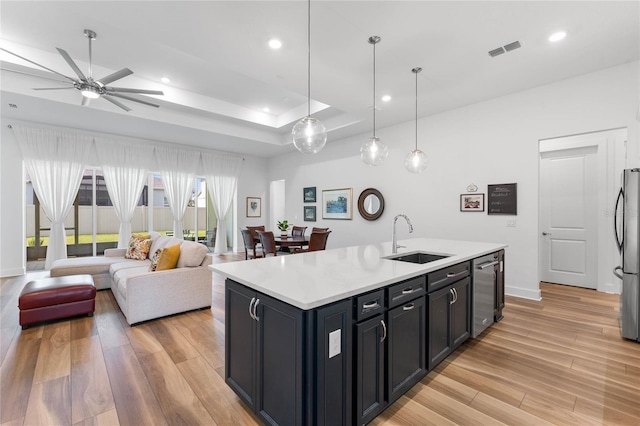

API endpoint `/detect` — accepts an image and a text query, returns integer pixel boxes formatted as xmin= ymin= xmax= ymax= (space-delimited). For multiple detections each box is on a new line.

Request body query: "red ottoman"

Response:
xmin=19 ymin=274 xmax=96 ymax=329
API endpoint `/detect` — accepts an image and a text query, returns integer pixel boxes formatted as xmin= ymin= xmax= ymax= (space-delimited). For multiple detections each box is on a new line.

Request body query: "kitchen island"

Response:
xmin=211 ymin=238 xmax=506 ymax=426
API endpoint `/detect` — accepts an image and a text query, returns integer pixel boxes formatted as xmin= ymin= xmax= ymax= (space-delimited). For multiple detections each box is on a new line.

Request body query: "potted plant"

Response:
xmin=277 ymin=220 xmax=289 ymax=237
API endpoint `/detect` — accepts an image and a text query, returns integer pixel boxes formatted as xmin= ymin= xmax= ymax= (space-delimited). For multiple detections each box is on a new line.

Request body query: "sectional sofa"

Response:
xmin=50 ymin=234 xmax=213 ymax=325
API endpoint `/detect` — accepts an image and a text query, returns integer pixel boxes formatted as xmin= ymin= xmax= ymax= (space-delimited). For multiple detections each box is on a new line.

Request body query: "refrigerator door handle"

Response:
xmin=614 ymin=187 xmax=624 ymax=252
xmin=613 ymin=266 xmax=624 ymax=280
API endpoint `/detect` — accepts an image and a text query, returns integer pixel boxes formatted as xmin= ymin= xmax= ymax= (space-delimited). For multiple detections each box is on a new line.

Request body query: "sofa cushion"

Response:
xmin=149 ymin=249 xmax=162 ymax=272
xmin=156 ymin=244 xmax=181 ymax=271
xmin=177 ymin=241 xmax=208 ymax=268
xmin=113 ymin=266 xmax=149 ymax=300
xmin=110 ymin=259 xmax=151 ymax=276
xmin=149 ymin=236 xmax=183 ymax=260
xmin=51 ymin=256 xmax=122 ymax=277
xmin=125 ymin=236 xmax=151 ymax=260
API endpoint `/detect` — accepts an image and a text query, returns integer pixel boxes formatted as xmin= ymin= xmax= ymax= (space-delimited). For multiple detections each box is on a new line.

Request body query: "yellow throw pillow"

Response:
xmin=156 ymin=244 xmax=180 ymax=271
xmin=125 ymin=236 xmax=151 ymax=260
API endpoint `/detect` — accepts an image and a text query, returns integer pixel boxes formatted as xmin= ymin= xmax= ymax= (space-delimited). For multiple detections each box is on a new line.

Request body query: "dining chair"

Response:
xmin=292 ymin=226 xmax=307 ymax=237
xmin=241 ymin=229 xmax=263 ymax=260
xmin=311 ymin=227 xmax=329 ymax=233
xmin=257 ymin=230 xmax=278 ymax=257
xmin=246 ymin=225 xmax=266 ymax=246
xmin=294 ymin=230 xmax=331 ymax=253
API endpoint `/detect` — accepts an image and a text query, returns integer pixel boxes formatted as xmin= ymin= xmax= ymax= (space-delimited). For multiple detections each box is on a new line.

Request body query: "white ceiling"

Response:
xmin=1 ymin=1 xmax=638 ymax=158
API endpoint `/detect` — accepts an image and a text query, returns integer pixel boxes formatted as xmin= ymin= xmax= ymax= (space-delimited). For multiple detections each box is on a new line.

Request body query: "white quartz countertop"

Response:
xmin=210 ymin=238 xmax=507 ymax=310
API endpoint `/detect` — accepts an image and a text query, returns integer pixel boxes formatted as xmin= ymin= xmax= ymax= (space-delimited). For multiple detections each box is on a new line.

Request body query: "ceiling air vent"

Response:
xmin=504 ymin=41 xmax=521 ymax=52
xmin=488 ymin=40 xmax=522 ymax=58
xmin=488 ymin=47 xmax=505 ymax=57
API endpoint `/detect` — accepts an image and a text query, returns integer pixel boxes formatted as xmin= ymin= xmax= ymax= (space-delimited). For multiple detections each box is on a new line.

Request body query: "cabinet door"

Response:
xmin=495 ymin=250 xmax=505 ymax=321
xmin=450 ymin=277 xmax=471 ymax=350
xmin=255 ymin=293 xmax=304 ymax=426
xmin=388 ymin=296 xmax=426 ymax=403
xmin=427 ymin=285 xmax=451 ymax=371
xmin=225 ymin=280 xmax=257 ymax=408
xmin=355 ymin=314 xmax=386 ymax=425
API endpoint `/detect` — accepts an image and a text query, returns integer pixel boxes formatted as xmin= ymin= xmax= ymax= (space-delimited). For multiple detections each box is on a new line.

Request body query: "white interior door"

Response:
xmin=540 ymin=146 xmax=598 ymax=288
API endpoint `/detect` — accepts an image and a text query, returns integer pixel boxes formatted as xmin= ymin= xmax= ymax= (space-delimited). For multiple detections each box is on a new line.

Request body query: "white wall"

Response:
xmin=268 ymin=61 xmax=640 ymax=300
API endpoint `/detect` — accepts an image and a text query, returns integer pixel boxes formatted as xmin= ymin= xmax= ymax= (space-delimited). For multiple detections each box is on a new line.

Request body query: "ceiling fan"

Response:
xmin=0 ymin=29 xmax=164 ymax=112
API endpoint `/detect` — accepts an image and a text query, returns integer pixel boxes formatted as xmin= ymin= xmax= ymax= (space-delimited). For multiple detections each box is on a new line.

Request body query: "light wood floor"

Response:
xmin=1 ymin=257 xmax=639 ymax=425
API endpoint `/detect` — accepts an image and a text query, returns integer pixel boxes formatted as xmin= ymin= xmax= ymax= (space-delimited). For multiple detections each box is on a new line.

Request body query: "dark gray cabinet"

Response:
xmin=427 ymin=269 xmax=471 ymax=371
xmin=225 ymin=279 xmax=304 ymax=426
xmin=354 ymin=313 xmax=386 ymax=425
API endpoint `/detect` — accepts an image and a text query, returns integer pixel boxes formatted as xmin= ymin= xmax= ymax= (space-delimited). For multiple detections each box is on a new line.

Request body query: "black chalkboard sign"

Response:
xmin=487 ymin=183 xmax=517 ymax=215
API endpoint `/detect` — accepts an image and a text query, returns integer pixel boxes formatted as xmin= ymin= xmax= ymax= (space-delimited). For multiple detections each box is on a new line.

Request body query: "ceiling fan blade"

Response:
xmin=97 ymin=68 xmax=133 ymax=86
xmin=107 ymin=92 xmax=159 ymax=108
xmin=105 ymin=87 xmax=164 ymax=95
xmin=81 ymin=96 xmax=90 ymax=107
xmin=56 ymin=48 xmax=87 ymax=81
xmin=101 ymin=95 xmax=131 ymax=112
xmin=0 ymin=67 xmax=76 ymax=85
xmin=33 ymin=87 xmax=76 ymax=90
xmin=0 ymin=48 xmax=77 ymax=83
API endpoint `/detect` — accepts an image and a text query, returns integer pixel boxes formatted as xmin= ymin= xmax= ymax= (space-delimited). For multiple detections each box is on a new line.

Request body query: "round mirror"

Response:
xmin=358 ymin=188 xmax=385 ymax=221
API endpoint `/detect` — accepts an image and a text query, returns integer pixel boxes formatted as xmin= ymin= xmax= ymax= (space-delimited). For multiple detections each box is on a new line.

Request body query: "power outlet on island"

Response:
xmin=328 ymin=329 xmax=341 ymax=358
xmin=506 ymin=219 xmax=516 ymax=227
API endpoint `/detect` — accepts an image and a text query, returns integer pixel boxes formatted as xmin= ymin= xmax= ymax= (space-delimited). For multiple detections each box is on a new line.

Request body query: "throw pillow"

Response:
xmin=156 ymin=244 xmax=181 ymax=271
xmin=125 ymin=236 xmax=151 ymax=260
xmin=149 ymin=248 xmax=162 ymax=272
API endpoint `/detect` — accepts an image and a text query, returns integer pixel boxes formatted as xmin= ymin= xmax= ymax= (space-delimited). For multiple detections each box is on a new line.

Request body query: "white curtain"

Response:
xmin=202 ymin=152 xmax=243 ymax=254
xmin=95 ymin=138 xmax=154 ymax=248
xmin=13 ymin=126 xmax=92 ymax=269
xmin=155 ymin=146 xmax=200 ymax=238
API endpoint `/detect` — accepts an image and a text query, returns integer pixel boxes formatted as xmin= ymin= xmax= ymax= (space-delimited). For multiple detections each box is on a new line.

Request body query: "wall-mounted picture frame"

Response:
xmin=246 ymin=197 xmax=261 ymax=217
xmin=488 ymin=183 xmax=517 ymax=215
xmin=322 ymin=188 xmax=353 ymax=220
xmin=303 ymin=186 xmax=316 ymax=203
xmin=304 ymin=206 xmax=316 ymax=222
xmin=460 ymin=193 xmax=485 ymax=212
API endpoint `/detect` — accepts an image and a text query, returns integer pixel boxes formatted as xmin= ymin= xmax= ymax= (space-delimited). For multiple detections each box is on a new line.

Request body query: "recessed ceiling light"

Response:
xmin=268 ymin=39 xmax=282 ymax=49
xmin=549 ymin=31 xmax=566 ymax=42
xmin=263 ymin=107 xmax=270 ymax=112
xmin=381 ymin=95 xmax=391 ymax=102
xmin=161 ymin=77 xmax=171 ymax=84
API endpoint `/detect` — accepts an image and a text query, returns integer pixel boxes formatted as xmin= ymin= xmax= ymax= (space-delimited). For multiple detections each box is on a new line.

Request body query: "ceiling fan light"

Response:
xmin=81 ymin=86 xmax=100 ymax=99
xmin=405 ymin=149 xmax=428 ymax=173
xmin=292 ymin=116 xmax=327 ymax=154
xmin=360 ymin=137 xmax=389 ymax=166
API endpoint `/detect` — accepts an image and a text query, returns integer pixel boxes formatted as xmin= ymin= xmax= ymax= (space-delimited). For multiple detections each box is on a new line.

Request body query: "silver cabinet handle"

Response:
xmin=402 ymin=287 xmax=415 ymax=295
xmin=249 ymin=297 xmax=256 ymax=320
xmin=403 ymin=303 xmax=415 ymax=311
xmin=446 ymin=270 xmax=467 ymax=278
xmin=380 ymin=319 xmax=387 ymax=343
xmin=449 ymin=287 xmax=458 ymax=304
xmin=613 ymin=266 xmax=624 ymax=280
xmin=253 ymin=298 xmax=260 ymax=321
xmin=542 ymin=232 xmax=552 ymax=236
xmin=362 ymin=301 xmax=380 ymax=310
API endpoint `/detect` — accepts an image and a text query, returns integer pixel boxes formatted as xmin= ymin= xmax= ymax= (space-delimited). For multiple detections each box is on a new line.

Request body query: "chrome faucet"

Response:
xmin=392 ymin=214 xmax=414 ymax=254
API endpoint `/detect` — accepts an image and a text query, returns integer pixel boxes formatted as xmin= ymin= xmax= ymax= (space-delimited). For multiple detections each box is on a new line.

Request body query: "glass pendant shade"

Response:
xmin=361 ymin=136 xmax=389 ymax=166
xmin=292 ymin=116 xmax=327 ymax=154
xmin=405 ymin=148 xmax=428 ymax=173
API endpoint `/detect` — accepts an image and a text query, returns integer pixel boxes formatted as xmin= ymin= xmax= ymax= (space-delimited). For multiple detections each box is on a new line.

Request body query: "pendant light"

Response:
xmin=405 ymin=67 xmax=428 ymax=173
xmin=360 ymin=36 xmax=388 ymax=166
xmin=292 ymin=0 xmax=327 ymax=154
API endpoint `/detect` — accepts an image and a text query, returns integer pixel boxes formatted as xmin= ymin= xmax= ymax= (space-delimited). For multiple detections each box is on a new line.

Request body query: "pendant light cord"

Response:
xmin=307 ymin=0 xmax=311 ymax=117
xmin=415 ymin=69 xmax=418 ymax=150
xmin=372 ymin=40 xmax=376 ymax=138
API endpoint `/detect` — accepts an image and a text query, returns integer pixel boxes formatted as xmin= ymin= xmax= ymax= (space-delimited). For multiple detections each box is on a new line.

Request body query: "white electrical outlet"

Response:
xmin=328 ymin=329 xmax=341 ymax=358
xmin=506 ymin=219 xmax=516 ymax=227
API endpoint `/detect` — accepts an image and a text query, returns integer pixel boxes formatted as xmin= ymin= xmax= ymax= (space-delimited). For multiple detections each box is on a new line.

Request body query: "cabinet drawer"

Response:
xmin=388 ymin=275 xmax=426 ymax=308
xmin=354 ymin=289 xmax=385 ymax=322
xmin=427 ymin=262 xmax=470 ymax=292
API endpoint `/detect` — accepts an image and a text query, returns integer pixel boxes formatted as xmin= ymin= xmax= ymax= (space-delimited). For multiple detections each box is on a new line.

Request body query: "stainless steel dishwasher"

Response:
xmin=472 ymin=254 xmax=499 ymax=337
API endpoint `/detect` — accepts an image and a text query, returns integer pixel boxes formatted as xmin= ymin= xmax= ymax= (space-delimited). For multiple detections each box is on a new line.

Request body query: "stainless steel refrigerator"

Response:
xmin=614 ymin=168 xmax=640 ymax=342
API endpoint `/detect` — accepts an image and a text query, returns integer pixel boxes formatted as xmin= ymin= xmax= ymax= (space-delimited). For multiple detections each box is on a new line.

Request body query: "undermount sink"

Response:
xmin=386 ymin=252 xmax=450 ymax=264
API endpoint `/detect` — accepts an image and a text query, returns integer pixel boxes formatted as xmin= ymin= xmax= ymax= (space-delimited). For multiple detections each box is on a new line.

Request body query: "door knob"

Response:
xmin=542 ymin=232 xmax=552 ymax=236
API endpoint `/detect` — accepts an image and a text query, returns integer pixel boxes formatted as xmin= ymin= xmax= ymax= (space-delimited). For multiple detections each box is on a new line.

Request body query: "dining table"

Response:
xmin=273 ymin=235 xmax=309 ymax=251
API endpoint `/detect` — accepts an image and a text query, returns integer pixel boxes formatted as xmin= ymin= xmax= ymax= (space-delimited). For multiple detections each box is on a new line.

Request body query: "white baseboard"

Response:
xmin=506 ymin=285 xmax=541 ymax=301
xmin=0 ymin=267 xmax=26 ymax=278
xmin=599 ymin=281 xmax=621 ymax=295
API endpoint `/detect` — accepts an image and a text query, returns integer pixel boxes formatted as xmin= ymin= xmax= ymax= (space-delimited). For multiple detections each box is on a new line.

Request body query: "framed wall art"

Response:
xmin=460 ymin=193 xmax=485 ymax=212
xmin=304 ymin=206 xmax=316 ymax=222
xmin=488 ymin=183 xmax=517 ymax=215
xmin=246 ymin=197 xmax=261 ymax=217
xmin=303 ymin=186 xmax=316 ymax=203
xmin=322 ymin=188 xmax=352 ymax=220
